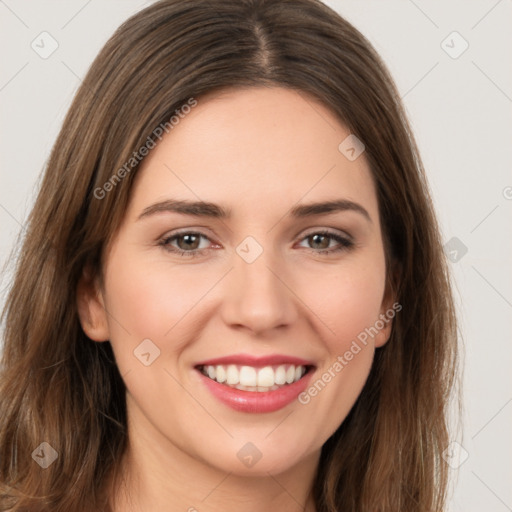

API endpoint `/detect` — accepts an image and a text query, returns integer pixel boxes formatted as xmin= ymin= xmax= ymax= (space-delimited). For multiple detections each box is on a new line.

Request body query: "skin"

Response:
xmin=77 ymin=87 xmax=394 ymax=512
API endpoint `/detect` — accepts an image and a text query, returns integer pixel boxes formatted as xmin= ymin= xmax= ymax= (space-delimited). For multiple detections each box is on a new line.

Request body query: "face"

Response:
xmin=78 ymin=87 xmax=394 ymax=478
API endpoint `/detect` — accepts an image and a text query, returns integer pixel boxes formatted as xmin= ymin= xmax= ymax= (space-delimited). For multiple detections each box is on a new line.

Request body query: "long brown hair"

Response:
xmin=0 ymin=1 xmax=458 ymax=510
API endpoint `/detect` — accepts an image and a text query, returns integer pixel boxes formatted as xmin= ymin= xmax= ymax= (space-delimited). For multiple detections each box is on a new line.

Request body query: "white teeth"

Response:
xmin=234 ymin=383 xmax=280 ymax=392
xmin=216 ymin=365 xmax=226 ymax=383
xmin=200 ymin=363 xmax=309 ymax=391
xmin=239 ymin=366 xmax=257 ymax=386
xmin=274 ymin=365 xmax=286 ymax=385
xmin=257 ymin=366 xmax=274 ymax=387
xmin=226 ymin=364 xmax=238 ymax=385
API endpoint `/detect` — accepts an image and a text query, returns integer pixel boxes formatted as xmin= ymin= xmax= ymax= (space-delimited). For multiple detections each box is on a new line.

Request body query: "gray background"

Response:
xmin=1 ymin=1 xmax=511 ymax=510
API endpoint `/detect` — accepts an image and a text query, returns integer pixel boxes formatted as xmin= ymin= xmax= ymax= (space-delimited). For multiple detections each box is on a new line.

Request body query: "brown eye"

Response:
xmin=175 ymin=233 xmax=201 ymax=251
xmin=159 ymin=231 xmax=211 ymax=257
xmin=308 ymin=233 xmax=331 ymax=250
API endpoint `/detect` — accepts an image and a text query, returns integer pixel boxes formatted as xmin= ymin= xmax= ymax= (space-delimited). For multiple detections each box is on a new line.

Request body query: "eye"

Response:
xmin=158 ymin=231 xmax=213 ymax=257
xmin=297 ymin=230 xmax=354 ymax=255
xmin=158 ymin=229 xmax=354 ymax=258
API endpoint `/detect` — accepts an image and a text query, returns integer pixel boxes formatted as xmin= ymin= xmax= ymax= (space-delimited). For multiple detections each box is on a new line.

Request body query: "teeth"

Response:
xmin=274 ymin=365 xmax=286 ymax=385
xmin=200 ymin=363 xmax=308 ymax=391
xmin=239 ymin=366 xmax=257 ymax=387
xmin=216 ymin=365 xmax=226 ymax=383
xmin=226 ymin=364 xmax=238 ymax=385
xmin=257 ymin=366 xmax=274 ymax=387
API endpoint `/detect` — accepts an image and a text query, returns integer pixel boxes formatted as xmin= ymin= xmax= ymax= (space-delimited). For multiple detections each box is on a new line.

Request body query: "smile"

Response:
xmin=198 ymin=363 xmax=309 ymax=391
xmin=194 ymin=354 xmax=316 ymax=413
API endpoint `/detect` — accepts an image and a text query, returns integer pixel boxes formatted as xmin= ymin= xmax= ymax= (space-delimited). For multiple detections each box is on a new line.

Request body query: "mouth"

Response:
xmin=193 ymin=354 xmax=316 ymax=413
xmin=196 ymin=363 xmax=315 ymax=392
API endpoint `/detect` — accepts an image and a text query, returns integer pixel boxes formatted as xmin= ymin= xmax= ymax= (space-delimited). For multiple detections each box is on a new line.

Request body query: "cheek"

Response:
xmin=103 ymin=252 xmax=215 ymax=344
xmin=293 ymin=259 xmax=386 ymax=432
xmin=298 ymin=257 xmax=387 ymax=350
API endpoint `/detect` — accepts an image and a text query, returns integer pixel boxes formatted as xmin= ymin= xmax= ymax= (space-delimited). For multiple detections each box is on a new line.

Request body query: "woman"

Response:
xmin=0 ymin=0 xmax=458 ymax=510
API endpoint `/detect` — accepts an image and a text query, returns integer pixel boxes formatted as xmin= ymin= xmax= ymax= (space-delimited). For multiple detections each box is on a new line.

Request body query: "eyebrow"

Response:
xmin=137 ymin=198 xmax=371 ymax=223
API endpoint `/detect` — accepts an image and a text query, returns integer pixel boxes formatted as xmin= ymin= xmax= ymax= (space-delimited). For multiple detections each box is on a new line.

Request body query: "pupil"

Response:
xmin=311 ymin=234 xmax=329 ymax=249
xmin=181 ymin=234 xmax=198 ymax=250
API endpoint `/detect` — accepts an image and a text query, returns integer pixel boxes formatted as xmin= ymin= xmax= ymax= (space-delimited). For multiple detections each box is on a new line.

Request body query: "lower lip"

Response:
xmin=196 ymin=368 xmax=315 ymax=413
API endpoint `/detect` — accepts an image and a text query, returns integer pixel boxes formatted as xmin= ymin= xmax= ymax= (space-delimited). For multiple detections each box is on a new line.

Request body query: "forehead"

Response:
xmin=128 ymin=87 xmax=379 ymax=222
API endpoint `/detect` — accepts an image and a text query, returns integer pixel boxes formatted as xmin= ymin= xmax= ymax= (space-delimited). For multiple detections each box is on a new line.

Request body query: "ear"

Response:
xmin=374 ymin=264 xmax=400 ymax=348
xmin=76 ymin=265 xmax=110 ymax=342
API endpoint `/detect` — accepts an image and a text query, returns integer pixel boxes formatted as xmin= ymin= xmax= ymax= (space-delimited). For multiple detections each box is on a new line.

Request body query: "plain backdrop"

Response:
xmin=1 ymin=1 xmax=511 ymax=510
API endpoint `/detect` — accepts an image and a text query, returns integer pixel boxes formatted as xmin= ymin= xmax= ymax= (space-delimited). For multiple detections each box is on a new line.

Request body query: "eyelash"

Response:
xmin=157 ymin=229 xmax=354 ymax=258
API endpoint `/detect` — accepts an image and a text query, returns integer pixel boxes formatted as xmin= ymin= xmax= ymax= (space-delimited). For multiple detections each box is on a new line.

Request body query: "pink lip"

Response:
xmin=196 ymin=366 xmax=315 ymax=414
xmin=195 ymin=353 xmax=315 ymax=368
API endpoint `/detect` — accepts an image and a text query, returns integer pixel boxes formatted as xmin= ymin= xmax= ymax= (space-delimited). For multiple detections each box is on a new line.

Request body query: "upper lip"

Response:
xmin=195 ymin=353 xmax=316 ymax=368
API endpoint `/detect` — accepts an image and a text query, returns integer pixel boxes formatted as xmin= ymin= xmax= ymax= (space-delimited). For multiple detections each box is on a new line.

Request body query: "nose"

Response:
xmin=219 ymin=246 xmax=299 ymax=336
